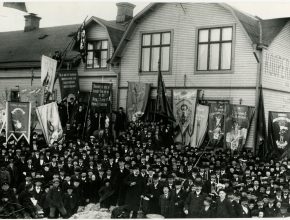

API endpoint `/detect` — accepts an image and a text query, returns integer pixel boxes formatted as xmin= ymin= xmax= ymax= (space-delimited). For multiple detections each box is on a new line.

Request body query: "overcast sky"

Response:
xmin=1 ymin=1 xmax=290 ymax=32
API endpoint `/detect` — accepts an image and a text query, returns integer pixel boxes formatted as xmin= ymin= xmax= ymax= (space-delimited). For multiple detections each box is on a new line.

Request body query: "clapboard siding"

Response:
xmin=262 ymin=21 xmax=290 ymax=92
xmin=87 ymin=22 xmax=108 ymax=39
xmin=120 ymin=3 xmax=257 ymax=89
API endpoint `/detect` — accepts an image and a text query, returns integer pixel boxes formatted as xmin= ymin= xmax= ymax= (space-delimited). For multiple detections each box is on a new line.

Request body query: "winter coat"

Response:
xmin=46 ymin=187 xmax=65 ymax=209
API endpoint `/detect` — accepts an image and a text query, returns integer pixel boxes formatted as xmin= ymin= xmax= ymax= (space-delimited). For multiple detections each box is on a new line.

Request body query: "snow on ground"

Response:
xmin=70 ymin=203 xmax=112 ymax=219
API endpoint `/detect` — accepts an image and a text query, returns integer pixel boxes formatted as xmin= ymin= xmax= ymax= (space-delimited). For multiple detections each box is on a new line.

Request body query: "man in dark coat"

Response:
xmin=215 ymin=189 xmax=235 ymax=218
xmin=114 ymin=107 xmax=127 ymax=137
xmin=124 ymin=166 xmax=144 ymax=218
xmin=46 ymin=179 xmax=67 ymax=218
xmin=159 ymin=186 xmax=174 ymax=218
xmin=18 ymin=183 xmax=39 ymax=218
xmin=63 ymin=186 xmax=78 ymax=218
xmin=171 ymin=180 xmax=186 ymax=218
xmin=184 ymin=183 xmax=206 ymax=218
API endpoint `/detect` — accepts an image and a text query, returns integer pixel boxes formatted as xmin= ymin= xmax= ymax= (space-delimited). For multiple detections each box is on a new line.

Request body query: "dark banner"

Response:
xmin=6 ymin=102 xmax=31 ymax=143
xmin=91 ymin=83 xmax=112 ymax=113
xmin=127 ymin=82 xmax=151 ymax=121
xmin=268 ymin=112 xmax=290 ymax=159
xmin=58 ymin=70 xmax=79 ymax=100
xmin=208 ymin=103 xmax=228 ymax=145
xmin=225 ymin=105 xmax=254 ymax=151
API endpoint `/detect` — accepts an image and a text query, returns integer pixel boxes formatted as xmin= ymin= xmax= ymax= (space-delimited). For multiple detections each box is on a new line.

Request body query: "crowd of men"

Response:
xmin=0 ymin=105 xmax=290 ymax=218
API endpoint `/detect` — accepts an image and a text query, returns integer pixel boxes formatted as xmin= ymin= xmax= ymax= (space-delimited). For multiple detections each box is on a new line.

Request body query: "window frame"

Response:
xmin=10 ymin=90 xmax=20 ymax=102
xmin=139 ymin=30 xmax=173 ymax=75
xmin=85 ymin=39 xmax=109 ymax=70
xmin=195 ymin=24 xmax=235 ymax=74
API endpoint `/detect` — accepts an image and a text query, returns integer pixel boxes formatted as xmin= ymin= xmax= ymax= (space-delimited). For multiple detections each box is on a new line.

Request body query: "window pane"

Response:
xmin=86 ymin=52 xmax=93 ymax=68
xmin=222 ymin=27 xmax=232 ymax=41
xmin=93 ymin=56 xmax=100 ymax=68
xmin=197 ymin=44 xmax=208 ymax=70
xmin=221 ymin=43 xmax=232 ymax=69
xmin=151 ymin=47 xmax=160 ymax=71
xmin=141 ymin=48 xmax=150 ymax=71
xmin=102 ymin=40 xmax=108 ymax=49
xmin=161 ymin=46 xmax=170 ymax=71
xmin=101 ymin=51 xmax=108 ymax=67
xmin=162 ymin=33 xmax=170 ymax=45
xmin=199 ymin=30 xmax=209 ymax=42
xmin=152 ymin=34 xmax=160 ymax=45
xmin=209 ymin=44 xmax=220 ymax=70
xmin=87 ymin=42 xmax=93 ymax=50
xmin=142 ymin=34 xmax=151 ymax=46
xmin=95 ymin=41 xmax=102 ymax=50
xmin=210 ymin=28 xmax=220 ymax=41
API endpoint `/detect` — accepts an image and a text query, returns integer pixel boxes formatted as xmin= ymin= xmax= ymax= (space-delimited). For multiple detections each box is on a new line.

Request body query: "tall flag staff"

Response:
xmin=82 ymin=90 xmax=92 ymax=139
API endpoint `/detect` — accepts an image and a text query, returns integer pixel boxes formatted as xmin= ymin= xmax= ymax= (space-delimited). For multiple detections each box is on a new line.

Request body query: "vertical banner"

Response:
xmin=91 ymin=83 xmax=112 ymax=113
xmin=58 ymin=70 xmax=79 ymax=100
xmin=268 ymin=112 xmax=290 ymax=159
xmin=127 ymin=82 xmax=151 ymax=121
xmin=0 ymin=98 xmax=6 ymax=133
xmin=173 ymin=90 xmax=198 ymax=135
xmin=6 ymin=102 xmax=31 ymax=143
xmin=191 ymin=104 xmax=209 ymax=148
xmin=36 ymin=102 xmax=63 ymax=145
xmin=41 ymin=55 xmax=57 ymax=93
xmin=208 ymin=103 xmax=228 ymax=145
xmin=20 ymin=87 xmax=43 ymax=130
xmin=225 ymin=105 xmax=254 ymax=151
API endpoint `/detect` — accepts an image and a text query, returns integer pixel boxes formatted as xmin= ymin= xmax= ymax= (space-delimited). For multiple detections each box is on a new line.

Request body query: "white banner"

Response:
xmin=41 ymin=55 xmax=57 ymax=93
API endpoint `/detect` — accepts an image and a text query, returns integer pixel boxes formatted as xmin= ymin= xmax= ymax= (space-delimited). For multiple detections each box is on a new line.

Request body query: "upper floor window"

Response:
xmin=141 ymin=32 xmax=171 ymax=72
xmin=86 ymin=40 xmax=108 ymax=69
xmin=197 ymin=27 xmax=233 ymax=71
xmin=10 ymin=90 xmax=19 ymax=102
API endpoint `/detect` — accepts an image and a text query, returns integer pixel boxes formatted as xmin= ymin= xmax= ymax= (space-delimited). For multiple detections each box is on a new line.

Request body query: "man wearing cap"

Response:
xmin=172 ymin=179 xmax=186 ymax=218
xmin=63 ymin=185 xmax=78 ymax=218
xmin=184 ymin=182 xmax=206 ymax=218
xmin=46 ymin=178 xmax=67 ymax=218
xmin=264 ymin=196 xmax=278 ymax=217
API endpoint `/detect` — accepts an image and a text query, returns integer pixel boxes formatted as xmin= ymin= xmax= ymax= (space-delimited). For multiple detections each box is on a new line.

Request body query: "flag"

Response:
xmin=208 ymin=102 xmax=228 ymax=146
xmin=3 ymin=2 xmax=27 ymax=12
xmin=127 ymin=82 xmax=151 ymax=121
xmin=255 ymin=88 xmax=268 ymax=159
xmin=0 ymin=97 xmax=6 ymax=134
xmin=155 ymin=62 xmax=175 ymax=121
xmin=6 ymin=102 xmax=31 ymax=143
xmin=191 ymin=104 xmax=209 ymax=148
xmin=268 ymin=112 xmax=290 ymax=160
xmin=72 ymin=21 xmax=86 ymax=62
xmin=225 ymin=104 xmax=255 ymax=152
xmin=41 ymin=55 xmax=57 ymax=93
xmin=58 ymin=70 xmax=79 ymax=100
xmin=36 ymin=102 xmax=63 ymax=145
xmin=173 ymin=90 xmax=198 ymax=135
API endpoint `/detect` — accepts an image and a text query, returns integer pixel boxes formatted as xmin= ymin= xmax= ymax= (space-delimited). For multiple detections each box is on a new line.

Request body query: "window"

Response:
xmin=197 ymin=27 xmax=233 ymax=71
xmin=141 ymin=32 xmax=171 ymax=72
xmin=86 ymin=40 xmax=108 ymax=69
xmin=10 ymin=90 xmax=19 ymax=102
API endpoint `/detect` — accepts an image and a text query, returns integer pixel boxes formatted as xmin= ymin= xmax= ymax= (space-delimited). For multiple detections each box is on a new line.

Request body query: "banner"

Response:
xmin=58 ymin=70 xmax=79 ymax=100
xmin=6 ymin=102 xmax=31 ymax=143
xmin=41 ymin=55 xmax=57 ymax=93
xmin=91 ymin=83 xmax=112 ymax=113
xmin=268 ymin=112 xmax=290 ymax=159
xmin=0 ymin=98 xmax=6 ymax=134
xmin=173 ymin=90 xmax=198 ymax=135
xmin=208 ymin=103 xmax=228 ymax=145
xmin=20 ymin=87 xmax=43 ymax=130
xmin=225 ymin=105 xmax=254 ymax=151
xmin=36 ymin=102 xmax=63 ymax=145
xmin=127 ymin=82 xmax=151 ymax=121
xmin=3 ymin=2 xmax=27 ymax=12
xmin=191 ymin=104 xmax=209 ymax=148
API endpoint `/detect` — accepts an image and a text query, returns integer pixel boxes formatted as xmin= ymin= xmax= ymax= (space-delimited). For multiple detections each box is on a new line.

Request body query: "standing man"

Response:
xmin=114 ymin=107 xmax=127 ymax=138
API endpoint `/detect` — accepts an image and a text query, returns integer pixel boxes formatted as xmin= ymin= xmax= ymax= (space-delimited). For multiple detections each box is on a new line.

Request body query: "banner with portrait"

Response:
xmin=173 ymin=90 xmax=198 ymax=136
xmin=58 ymin=70 xmax=79 ymax=100
xmin=91 ymin=83 xmax=112 ymax=113
xmin=268 ymin=112 xmax=290 ymax=159
xmin=127 ymin=82 xmax=151 ymax=121
xmin=41 ymin=55 xmax=57 ymax=93
xmin=6 ymin=102 xmax=31 ymax=143
xmin=36 ymin=102 xmax=63 ymax=145
xmin=0 ymin=97 xmax=6 ymax=134
xmin=190 ymin=104 xmax=209 ymax=148
xmin=225 ymin=105 xmax=254 ymax=151
xmin=208 ymin=103 xmax=228 ymax=145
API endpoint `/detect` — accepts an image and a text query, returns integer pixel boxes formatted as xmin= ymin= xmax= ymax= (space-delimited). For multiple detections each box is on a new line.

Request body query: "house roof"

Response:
xmin=0 ymin=24 xmax=80 ymax=69
xmin=85 ymin=16 xmax=128 ymax=49
xmin=110 ymin=3 xmax=290 ymax=63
